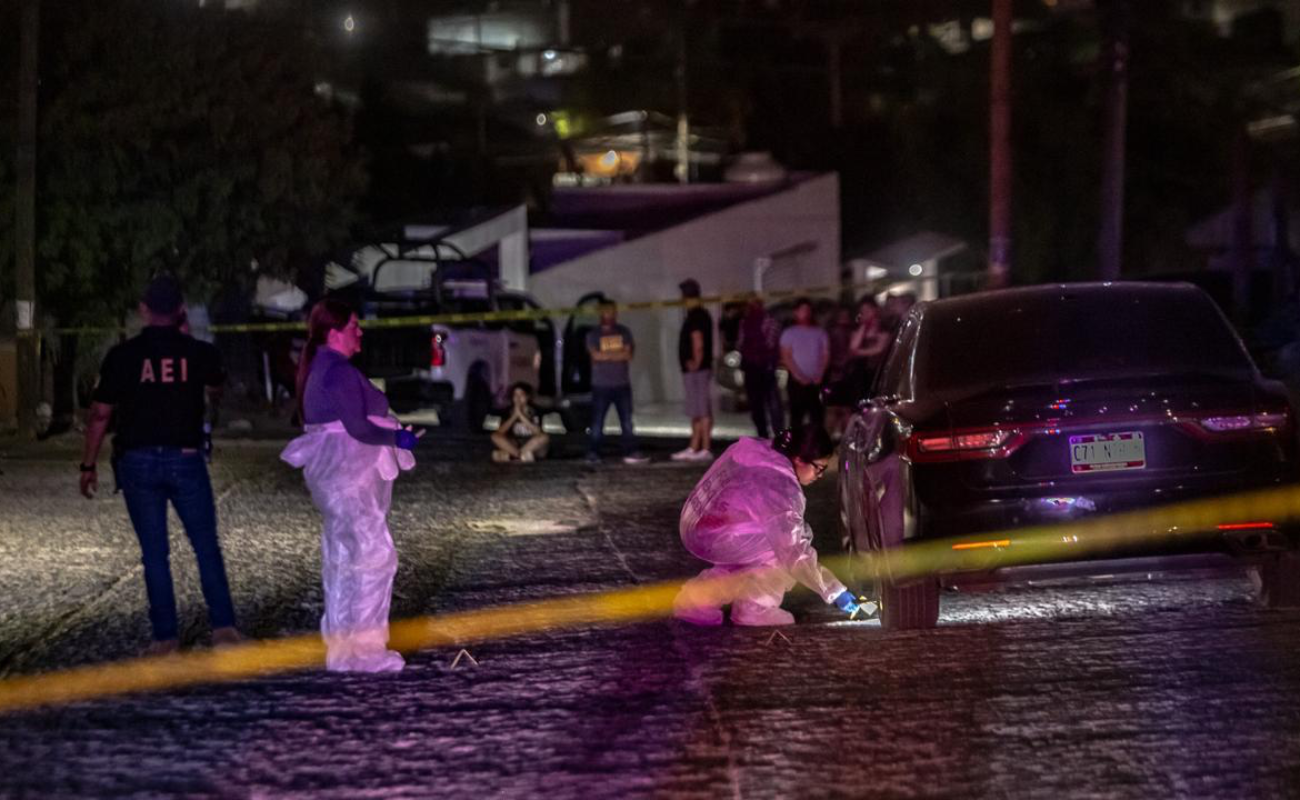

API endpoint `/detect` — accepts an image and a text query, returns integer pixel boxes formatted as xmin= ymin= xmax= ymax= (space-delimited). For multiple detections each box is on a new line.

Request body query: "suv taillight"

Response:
xmin=907 ymin=428 xmax=1026 ymax=462
xmin=430 ymin=332 xmax=446 ymax=368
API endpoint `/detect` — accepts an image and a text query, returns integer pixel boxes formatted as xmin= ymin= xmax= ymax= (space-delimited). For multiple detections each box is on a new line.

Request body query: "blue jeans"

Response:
xmin=589 ymin=384 xmax=638 ymax=456
xmin=116 ymin=448 xmax=237 ymax=641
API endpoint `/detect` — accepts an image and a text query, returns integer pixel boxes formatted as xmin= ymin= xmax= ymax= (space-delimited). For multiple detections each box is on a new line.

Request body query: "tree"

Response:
xmin=0 ymin=0 xmax=367 ymax=327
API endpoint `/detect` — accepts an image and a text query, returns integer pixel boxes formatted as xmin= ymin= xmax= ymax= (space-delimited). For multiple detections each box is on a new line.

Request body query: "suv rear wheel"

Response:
xmin=1258 ymin=552 xmax=1300 ymax=608
xmin=879 ymin=578 xmax=941 ymax=630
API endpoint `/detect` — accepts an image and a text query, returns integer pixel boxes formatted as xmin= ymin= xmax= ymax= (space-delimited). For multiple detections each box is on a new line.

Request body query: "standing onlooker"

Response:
xmin=736 ymin=295 xmax=784 ymax=438
xmin=847 ymin=297 xmax=892 ymax=402
xmin=281 ymin=299 xmax=422 ymax=673
xmin=585 ymin=303 xmax=649 ymax=464
xmin=79 ymin=274 xmax=242 ymax=655
xmin=883 ymin=292 xmax=918 ymax=335
xmin=491 ymin=382 xmax=550 ymax=463
xmin=673 ymin=278 xmax=715 ymax=462
xmin=779 ymin=297 xmax=830 ymax=431
xmin=823 ymin=304 xmax=857 ymax=437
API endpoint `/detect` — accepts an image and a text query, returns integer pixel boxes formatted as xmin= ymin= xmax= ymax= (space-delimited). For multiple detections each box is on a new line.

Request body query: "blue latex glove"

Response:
xmin=395 ymin=429 xmax=419 ymax=451
xmin=832 ymin=590 xmax=861 ymax=615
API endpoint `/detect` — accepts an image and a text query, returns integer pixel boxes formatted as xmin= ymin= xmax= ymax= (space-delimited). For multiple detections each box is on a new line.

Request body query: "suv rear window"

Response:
xmin=917 ymin=289 xmax=1254 ymax=393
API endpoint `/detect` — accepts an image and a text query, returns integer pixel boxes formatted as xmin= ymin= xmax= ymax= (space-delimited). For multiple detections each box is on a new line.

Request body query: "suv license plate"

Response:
xmin=1069 ymin=432 xmax=1146 ymax=474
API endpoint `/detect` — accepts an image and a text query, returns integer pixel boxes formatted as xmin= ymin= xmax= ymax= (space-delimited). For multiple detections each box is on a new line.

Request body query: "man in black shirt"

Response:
xmin=80 ymin=274 xmax=241 ymax=655
xmin=672 ymin=278 xmax=715 ymax=462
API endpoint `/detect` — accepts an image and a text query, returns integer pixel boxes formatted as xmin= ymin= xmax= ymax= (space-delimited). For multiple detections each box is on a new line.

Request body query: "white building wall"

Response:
xmin=530 ymin=173 xmax=840 ymax=404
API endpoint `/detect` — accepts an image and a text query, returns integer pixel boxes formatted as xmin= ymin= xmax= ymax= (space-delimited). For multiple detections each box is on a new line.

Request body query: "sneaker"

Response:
xmin=144 ymin=638 xmax=180 ymax=657
xmin=688 ymin=449 xmax=715 ymax=462
xmin=670 ymin=447 xmax=698 ymax=461
xmin=584 ymin=452 xmax=602 ymax=464
xmin=672 ymin=602 xmax=724 ymax=626
xmin=731 ymin=601 xmax=795 ymax=627
xmin=519 ymin=451 xmax=535 ymax=463
xmin=622 ymin=452 xmax=650 ymax=464
xmin=212 ymin=627 xmax=245 ymax=648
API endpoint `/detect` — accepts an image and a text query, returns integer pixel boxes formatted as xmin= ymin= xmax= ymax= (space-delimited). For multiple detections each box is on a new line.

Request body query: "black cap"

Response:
xmin=142 ymin=273 xmax=185 ymax=314
xmin=679 ymin=278 xmax=701 ymax=298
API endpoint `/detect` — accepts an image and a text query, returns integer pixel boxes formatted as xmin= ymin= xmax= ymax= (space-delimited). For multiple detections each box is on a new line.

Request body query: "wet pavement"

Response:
xmin=1 ymin=432 xmax=1299 ymax=799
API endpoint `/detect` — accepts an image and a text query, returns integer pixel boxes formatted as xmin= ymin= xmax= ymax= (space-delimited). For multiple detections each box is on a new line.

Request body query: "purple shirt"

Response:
xmin=302 ymin=348 xmax=396 ymax=447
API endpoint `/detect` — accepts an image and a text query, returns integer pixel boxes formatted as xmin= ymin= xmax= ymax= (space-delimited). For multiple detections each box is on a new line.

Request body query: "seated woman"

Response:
xmin=491 ymin=382 xmax=550 ymax=463
xmin=673 ymin=425 xmax=862 ymax=626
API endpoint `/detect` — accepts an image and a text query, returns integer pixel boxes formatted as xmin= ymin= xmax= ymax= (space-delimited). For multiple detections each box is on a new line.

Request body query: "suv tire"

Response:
xmin=879 ymin=578 xmax=940 ymax=631
xmin=1259 ymin=552 xmax=1300 ymax=608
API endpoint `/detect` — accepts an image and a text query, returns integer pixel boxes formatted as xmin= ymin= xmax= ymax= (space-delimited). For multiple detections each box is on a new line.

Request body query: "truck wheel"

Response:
xmin=1258 ymin=552 xmax=1300 ymax=608
xmin=879 ymin=578 xmax=940 ymax=631
xmin=558 ymin=407 xmax=586 ymax=436
xmin=461 ymin=371 xmax=492 ymax=433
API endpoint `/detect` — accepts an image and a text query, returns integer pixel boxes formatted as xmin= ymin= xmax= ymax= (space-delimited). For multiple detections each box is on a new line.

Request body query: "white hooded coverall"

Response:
xmin=282 ymin=416 xmax=414 ymax=672
xmin=677 ymin=437 xmax=846 ymax=623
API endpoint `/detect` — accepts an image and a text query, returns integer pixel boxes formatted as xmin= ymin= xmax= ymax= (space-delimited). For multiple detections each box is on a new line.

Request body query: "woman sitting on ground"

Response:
xmin=491 ymin=382 xmax=549 ymax=463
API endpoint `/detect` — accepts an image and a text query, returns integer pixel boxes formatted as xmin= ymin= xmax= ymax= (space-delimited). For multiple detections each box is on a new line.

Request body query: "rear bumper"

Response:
xmin=922 ymin=478 xmax=1299 ymax=541
xmin=941 ymin=552 xmax=1252 ymax=590
xmin=896 ymin=508 xmax=1300 ymax=585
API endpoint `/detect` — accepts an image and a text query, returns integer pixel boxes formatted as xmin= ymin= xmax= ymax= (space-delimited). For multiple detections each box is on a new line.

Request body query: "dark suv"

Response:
xmin=839 ymin=282 xmax=1300 ymax=630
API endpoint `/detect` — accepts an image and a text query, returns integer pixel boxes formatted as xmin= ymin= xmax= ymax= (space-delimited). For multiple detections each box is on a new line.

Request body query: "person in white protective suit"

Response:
xmin=674 ymin=425 xmax=864 ymax=626
xmin=281 ymin=299 xmax=423 ymax=672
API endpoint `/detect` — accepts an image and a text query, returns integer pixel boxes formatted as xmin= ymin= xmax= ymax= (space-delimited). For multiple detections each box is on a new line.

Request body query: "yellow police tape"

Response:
xmin=0 ymin=481 xmax=1293 ymax=714
xmin=35 ymin=282 xmax=870 ymax=337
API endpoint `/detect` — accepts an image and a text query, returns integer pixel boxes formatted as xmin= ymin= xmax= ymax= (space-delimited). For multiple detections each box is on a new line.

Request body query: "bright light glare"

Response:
xmin=343 ymin=14 xmax=355 ymax=33
xmin=543 ymin=49 xmax=557 ymax=60
xmin=536 ymin=113 xmax=548 ymax=126
xmin=908 ymin=263 xmax=924 ymax=276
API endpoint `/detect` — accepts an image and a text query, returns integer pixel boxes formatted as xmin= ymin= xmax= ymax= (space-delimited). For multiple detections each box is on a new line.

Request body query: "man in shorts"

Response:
xmin=672 ymin=278 xmax=715 ymax=462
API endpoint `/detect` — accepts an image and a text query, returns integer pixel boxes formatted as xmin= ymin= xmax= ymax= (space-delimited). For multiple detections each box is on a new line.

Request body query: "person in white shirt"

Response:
xmin=779 ymin=298 xmax=830 ymax=431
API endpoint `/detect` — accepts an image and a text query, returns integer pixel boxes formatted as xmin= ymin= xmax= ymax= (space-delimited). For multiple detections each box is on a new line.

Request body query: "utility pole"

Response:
xmin=988 ymin=0 xmax=1013 ymax=289
xmin=15 ymin=0 xmax=40 ymax=436
xmin=675 ymin=27 xmax=690 ymax=184
xmin=1230 ymin=130 xmax=1254 ymax=320
xmin=1097 ymin=0 xmax=1130 ymax=281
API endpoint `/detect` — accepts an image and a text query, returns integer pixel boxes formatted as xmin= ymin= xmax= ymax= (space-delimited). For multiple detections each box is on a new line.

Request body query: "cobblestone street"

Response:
xmin=1 ymin=435 xmax=1298 ymax=799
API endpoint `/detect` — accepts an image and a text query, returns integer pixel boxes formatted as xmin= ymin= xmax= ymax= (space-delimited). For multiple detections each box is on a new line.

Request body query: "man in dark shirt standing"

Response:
xmin=80 ymin=274 xmax=241 ymax=655
xmin=672 ymin=278 xmax=715 ymax=461
xmin=584 ymin=302 xmax=648 ymax=464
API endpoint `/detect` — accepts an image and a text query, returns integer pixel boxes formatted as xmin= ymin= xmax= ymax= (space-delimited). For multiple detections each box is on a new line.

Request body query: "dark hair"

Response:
xmin=773 ymin=424 xmax=834 ymax=464
xmin=509 ymin=381 xmax=534 ymax=399
xmin=295 ymin=298 xmax=354 ymax=423
xmin=142 ymin=273 xmax=185 ymax=315
xmin=856 ymin=295 xmax=879 ymax=311
xmin=793 ymin=297 xmax=813 ymax=311
xmin=679 ymin=278 xmax=701 ymax=298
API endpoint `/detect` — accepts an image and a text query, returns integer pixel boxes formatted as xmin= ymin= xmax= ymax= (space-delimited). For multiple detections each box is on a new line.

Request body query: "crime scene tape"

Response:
xmin=0 ymin=481 xmax=1295 ymax=713
xmin=35 ymin=281 xmax=889 ymax=337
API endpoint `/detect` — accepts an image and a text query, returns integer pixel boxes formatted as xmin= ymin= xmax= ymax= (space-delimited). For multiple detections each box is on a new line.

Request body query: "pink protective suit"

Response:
xmin=281 ymin=416 xmax=414 ymax=672
xmin=676 ymin=437 xmax=846 ymax=625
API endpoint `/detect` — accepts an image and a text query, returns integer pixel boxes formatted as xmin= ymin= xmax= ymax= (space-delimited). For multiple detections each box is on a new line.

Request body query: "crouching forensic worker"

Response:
xmin=673 ymin=425 xmax=863 ymax=626
xmin=281 ymin=299 xmax=422 ymax=672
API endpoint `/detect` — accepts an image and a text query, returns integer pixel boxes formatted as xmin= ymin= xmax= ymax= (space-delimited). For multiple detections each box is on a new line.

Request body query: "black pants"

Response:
xmin=787 ymin=379 xmax=824 ymax=432
xmin=742 ymin=364 xmax=784 ymax=438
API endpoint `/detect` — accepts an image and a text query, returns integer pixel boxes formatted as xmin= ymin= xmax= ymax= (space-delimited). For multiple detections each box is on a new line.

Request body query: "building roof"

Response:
xmin=860 ymin=231 xmax=968 ymax=273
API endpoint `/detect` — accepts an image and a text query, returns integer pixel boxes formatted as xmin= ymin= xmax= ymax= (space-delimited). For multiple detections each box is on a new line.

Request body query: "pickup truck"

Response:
xmin=325 ymin=240 xmax=596 ymax=432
